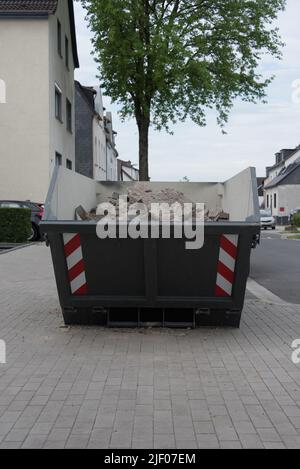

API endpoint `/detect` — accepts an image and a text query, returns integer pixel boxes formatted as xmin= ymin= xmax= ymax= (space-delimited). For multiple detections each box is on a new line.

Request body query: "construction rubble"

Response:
xmin=75 ymin=184 xmax=229 ymax=222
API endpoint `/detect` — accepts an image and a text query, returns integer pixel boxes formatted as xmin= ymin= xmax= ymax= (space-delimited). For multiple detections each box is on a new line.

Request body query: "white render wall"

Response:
xmin=265 ymin=185 xmax=300 ymax=218
xmin=0 ymin=18 xmax=50 ymax=202
xmin=106 ymin=143 xmax=118 ymax=181
xmin=279 ymin=185 xmax=300 ymax=216
xmin=0 ymin=0 xmax=76 ymax=203
xmin=93 ymin=116 xmax=107 ymax=181
xmin=264 ymin=188 xmax=279 ymax=216
xmin=48 ymin=0 xmax=76 ymax=176
xmin=121 ymin=165 xmax=139 ymax=181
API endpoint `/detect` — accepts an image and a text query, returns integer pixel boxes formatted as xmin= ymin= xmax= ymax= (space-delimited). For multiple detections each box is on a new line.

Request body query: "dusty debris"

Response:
xmin=207 ymin=209 xmax=230 ymax=221
xmin=85 ymin=184 xmax=229 ymax=222
xmin=75 ymin=205 xmax=93 ymax=221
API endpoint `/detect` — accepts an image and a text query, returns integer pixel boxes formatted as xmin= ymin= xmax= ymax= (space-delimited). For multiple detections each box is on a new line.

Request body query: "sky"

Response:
xmin=74 ymin=0 xmax=300 ymax=182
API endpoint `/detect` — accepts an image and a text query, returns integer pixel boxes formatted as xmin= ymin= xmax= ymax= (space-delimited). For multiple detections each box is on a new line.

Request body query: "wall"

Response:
xmin=45 ymin=166 xmax=97 ymax=220
xmin=0 ymin=18 xmax=50 ymax=202
xmin=48 ymin=0 xmax=75 ymax=177
xmin=106 ymin=142 xmax=118 ymax=181
xmin=75 ymin=83 xmax=93 ymax=178
xmin=222 ymin=167 xmax=260 ymax=222
xmin=93 ymin=115 xmax=107 ymax=181
xmin=264 ymin=188 xmax=279 ymax=216
xmin=265 ymin=166 xmax=300 ymax=217
xmin=95 ymin=181 xmax=222 ymax=211
xmin=266 ymin=163 xmax=284 ymax=183
xmin=45 ymin=168 xmax=259 ymax=223
xmin=120 ymin=164 xmax=139 ymax=181
xmin=277 ymin=185 xmax=300 ymax=219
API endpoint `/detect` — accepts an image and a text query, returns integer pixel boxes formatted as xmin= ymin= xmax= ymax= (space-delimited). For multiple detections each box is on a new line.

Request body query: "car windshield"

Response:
xmin=260 ymin=210 xmax=272 ymax=217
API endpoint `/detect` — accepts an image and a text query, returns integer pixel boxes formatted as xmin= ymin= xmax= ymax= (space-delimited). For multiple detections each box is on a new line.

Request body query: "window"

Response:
xmin=55 ymin=86 xmax=62 ymax=122
xmin=267 ymin=195 xmax=269 ymax=208
xmin=57 ymin=20 xmax=62 ymax=57
xmin=0 ymin=202 xmax=21 ymax=209
xmin=66 ymin=159 xmax=72 ymax=170
xmin=66 ymin=99 xmax=72 ymax=132
xmin=0 ymin=78 xmax=6 ymax=104
xmin=65 ymin=36 xmax=69 ymax=68
xmin=55 ymin=152 xmax=62 ymax=166
xmin=274 ymin=193 xmax=277 ymax=209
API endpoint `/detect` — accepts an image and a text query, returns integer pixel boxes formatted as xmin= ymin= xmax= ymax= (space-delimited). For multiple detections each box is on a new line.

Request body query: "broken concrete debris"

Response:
xmin=75 ymin=184 xmax=229 ymax=222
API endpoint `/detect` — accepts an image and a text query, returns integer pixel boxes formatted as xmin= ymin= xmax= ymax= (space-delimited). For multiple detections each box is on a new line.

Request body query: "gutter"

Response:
xmin=0 ymin=13 xmax=49 ymax=18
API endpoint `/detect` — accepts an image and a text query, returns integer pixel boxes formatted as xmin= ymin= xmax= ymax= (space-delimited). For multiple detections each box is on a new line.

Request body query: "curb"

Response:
xmin=0 ymin=242 xmax=39 ymax=255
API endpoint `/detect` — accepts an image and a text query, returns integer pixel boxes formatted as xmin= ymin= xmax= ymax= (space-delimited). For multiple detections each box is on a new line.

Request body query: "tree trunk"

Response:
xmin=138 ymin=116 xmax=150 ymax=181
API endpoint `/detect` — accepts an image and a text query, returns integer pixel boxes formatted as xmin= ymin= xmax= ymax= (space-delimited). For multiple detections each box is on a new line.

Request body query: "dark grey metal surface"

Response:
xmin=41 ymin=165 xmax=260 ymax=328
xmin=41 ymin=219 xmax=259 ymax=328
xmin=75 ymin=82 xmax=94 ymax=179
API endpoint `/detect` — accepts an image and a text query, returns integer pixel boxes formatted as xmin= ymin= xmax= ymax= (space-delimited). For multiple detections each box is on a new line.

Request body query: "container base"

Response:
xmin=62 ymin=307 xmax=241 ymax=329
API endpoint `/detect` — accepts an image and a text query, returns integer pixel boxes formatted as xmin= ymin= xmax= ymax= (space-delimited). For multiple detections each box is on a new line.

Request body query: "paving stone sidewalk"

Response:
xmin=0 ymin=245 xmax=300 ymax=449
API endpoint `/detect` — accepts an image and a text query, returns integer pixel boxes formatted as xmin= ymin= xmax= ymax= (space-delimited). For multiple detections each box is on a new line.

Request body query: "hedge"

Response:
xmin=0 ymin=208 xmax=32 ymax=243
xmin=293 ymin=213 xmax=300 ymax=228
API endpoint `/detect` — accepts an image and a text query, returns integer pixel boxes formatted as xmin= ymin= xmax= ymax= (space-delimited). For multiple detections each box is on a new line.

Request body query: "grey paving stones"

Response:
xmin=0 ymin=245 xmax=300 ymax=449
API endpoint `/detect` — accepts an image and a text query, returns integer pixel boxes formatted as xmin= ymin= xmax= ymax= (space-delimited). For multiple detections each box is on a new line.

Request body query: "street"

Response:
xmin=250 ymin=231 xmax=300 ymax=305
xmin=0 ymin=0 xmax=299 ymax=453
xmin=0 ymin=245 xmax=300 ymax=449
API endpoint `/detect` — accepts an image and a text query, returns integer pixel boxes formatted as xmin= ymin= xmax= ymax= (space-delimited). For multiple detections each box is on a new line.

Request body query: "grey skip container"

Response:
xmin=40 ymin=166 xmax=260 ymax=328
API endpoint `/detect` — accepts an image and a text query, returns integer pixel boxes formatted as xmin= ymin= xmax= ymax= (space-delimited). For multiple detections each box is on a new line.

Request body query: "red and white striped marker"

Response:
xmin=215 ymin=234 xmax=239 ymax=297
xmin=63 ymin=233 xmax=88 ymax=295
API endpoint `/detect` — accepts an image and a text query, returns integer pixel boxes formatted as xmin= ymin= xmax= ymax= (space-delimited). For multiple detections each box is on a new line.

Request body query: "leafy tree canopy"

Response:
xmin=81 ymin=0 xmax=286 ymax=179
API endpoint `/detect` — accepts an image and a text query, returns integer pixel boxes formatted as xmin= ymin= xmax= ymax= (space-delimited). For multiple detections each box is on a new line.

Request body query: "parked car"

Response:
xmin=0 ymin=200 xmax=44 ymax=241
xmin=260 ymin=209 xmax=276 ymax=230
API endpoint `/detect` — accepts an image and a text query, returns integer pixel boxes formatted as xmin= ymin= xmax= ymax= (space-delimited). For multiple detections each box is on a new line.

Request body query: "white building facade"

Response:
xmin=104 ymin=112 xmax=118 ymax=182
xmin=117 ymin=160 xmax=139 ymax=182
xmin=75 ymin=84 xmax=119 ymax=182
xmin=264 ymin=147 xmax=300 ymax=222
xmin=93 ymin=88 xmax=107 ymax=181
xmin=0 ymin=0 xmax=79 ymax=202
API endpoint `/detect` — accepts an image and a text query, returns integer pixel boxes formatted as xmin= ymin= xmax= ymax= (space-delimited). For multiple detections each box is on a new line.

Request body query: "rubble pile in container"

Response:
xmin=75 ymin=184 xmax=229 ymax=222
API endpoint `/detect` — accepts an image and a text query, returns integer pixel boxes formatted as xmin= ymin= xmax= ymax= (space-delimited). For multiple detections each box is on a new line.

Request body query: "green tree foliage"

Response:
xmin=81 ymin=0 xmax=286 ymax=180
xmin=293 ymin=213 xmax=300 ymax=228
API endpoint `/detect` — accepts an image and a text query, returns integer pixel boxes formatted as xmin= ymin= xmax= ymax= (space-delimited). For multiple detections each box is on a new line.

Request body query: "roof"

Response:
xmin=0 ymin=0 xmax=79 ymax=68
xmin=75 ymin=80 xmax=96 ymax=111
xmin=257 ymin=177 xmax=265 ymax=197
xmin=118 ymin=160 xmax=137 ymax=169
xmin=0 ymin=1 xmax=58 ymax=15
xmin=267 ymin=146 xmax=300 ymax=174
xmin=265 ymin=158 xmax=300 ymax=189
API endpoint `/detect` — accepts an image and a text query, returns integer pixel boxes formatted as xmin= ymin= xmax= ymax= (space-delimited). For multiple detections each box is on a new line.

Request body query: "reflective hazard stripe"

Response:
xmin=63 ymin=234 xmax=87 ymax=295
xmin=215 ymin=234 xmax=239 ymax=297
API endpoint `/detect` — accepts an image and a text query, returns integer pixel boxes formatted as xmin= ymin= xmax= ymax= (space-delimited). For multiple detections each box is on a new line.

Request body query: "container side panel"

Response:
xmin=157 ymin=235 xmax=220 ymax=297
xmin=81 ymin=235 xmax=146 ymax=297
xmin=45 ymin=167 xmax=98 ymax=220
xmin=223 ymin=167 xmax=259 ymax=222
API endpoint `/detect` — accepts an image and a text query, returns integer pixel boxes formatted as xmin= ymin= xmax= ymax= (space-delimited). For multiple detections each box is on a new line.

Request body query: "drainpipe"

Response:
xmin=106 ymin=138 xmax=108 ymax=181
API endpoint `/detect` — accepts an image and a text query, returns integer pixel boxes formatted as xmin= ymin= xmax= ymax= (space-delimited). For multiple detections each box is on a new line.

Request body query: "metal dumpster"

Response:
xmin=41 ymin=166 xmax=260 ymax=328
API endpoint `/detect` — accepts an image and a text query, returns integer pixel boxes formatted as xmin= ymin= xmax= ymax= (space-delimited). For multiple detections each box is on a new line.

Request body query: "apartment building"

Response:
xmin=0 ymin=0 xmax=79 ymax=202
xmin=75 ymin=82 xmax=119 ymax=181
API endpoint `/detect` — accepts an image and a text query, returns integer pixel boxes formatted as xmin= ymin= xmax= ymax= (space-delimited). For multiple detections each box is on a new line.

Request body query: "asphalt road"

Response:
xmin=250 ymin=231 xmax=300 ymax=304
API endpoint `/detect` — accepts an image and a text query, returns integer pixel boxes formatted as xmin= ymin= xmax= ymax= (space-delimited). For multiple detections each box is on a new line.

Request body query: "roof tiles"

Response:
xmin=0 ymin=1 xmax=58 ymax=14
